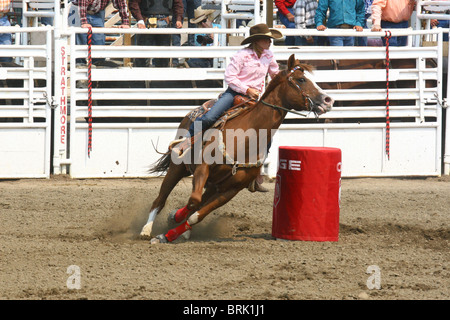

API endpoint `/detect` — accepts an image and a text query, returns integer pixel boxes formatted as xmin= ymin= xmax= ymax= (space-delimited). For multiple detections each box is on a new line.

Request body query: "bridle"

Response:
xmin=260 ymin=65 xmax=318 ymax=119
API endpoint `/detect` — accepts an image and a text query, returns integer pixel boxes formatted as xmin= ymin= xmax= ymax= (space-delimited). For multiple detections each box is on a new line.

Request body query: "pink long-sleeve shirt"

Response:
xmin=225 ymin=48 xmax=279 ymax=95
xmin=371 ymin=0 xmax=416 ymax=26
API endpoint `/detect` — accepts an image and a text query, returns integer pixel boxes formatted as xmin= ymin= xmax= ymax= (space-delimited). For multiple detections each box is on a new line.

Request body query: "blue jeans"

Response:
xmin=356 ymin=13 xmax=371 ymax=46
xmin=278 ymin=8 xmax=295 ymax=46
xmin=75 ymin=11 xmax=106 ymax=46
xmin=69 ymin=9 xmax=106 ymax=64
xmin=294 ymin=26 xmax=317 ymax=46
xmin=0 ymin=15 xmax=12 ymax=63
xmin=172 ymin=0 xmax=201 ymax=48
xmin=438 ymin=20 xmax=449 ymax=42
xmin=381 ymin=20 xmax=408 ymax=46
xmin=135 ymin=18 xmax=171 ymax=67
xmin=328 ymin=35 xmax=355 ymax=46
xmin=188 ymin=87 xmax=240 ymax=136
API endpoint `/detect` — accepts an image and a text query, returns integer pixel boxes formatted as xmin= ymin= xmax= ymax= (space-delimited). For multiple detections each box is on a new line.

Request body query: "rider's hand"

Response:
xmin=317 ymin=25 xmax=326 ymax=31
xmin=246 ymin=88 xmax=260 ymax=100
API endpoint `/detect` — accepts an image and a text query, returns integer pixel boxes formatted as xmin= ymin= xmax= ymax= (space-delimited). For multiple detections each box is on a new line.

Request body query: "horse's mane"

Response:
xmin=261 ymin=62 xmax=314 ymax=100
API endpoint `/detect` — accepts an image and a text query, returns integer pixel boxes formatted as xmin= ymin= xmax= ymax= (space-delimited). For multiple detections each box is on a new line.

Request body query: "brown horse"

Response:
xmin=140 ymin=54 xmax=334 ymax=244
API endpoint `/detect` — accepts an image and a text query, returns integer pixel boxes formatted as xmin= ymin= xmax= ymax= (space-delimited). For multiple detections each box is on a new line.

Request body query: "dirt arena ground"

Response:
xmin=0 ymin=175 xmax=448 ymax=300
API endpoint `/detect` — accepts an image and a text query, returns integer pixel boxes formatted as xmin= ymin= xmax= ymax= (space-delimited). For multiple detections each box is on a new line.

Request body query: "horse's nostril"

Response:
xmin=324 ymin=96 xmax=332 ymax=103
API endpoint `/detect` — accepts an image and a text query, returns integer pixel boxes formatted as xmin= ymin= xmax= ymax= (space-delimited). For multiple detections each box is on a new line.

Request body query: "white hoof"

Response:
xmin=181 ymin=230 xmax=191 ymax=240
xmin=150 ymin=234 xmax=168 ymax=244
xmin=140 ymin=222 xmax=153 ymax=238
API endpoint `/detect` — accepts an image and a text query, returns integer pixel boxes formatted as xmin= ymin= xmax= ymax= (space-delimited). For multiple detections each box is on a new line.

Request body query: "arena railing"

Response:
xmin=53 ymin=25 xmax=446 ymax=178
xmin=0 ymin=26 xmax=53 ymax=178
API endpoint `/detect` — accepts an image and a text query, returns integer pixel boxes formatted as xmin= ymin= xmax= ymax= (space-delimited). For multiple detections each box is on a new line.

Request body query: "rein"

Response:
xmin=260 ymin=65 xmax=318 ymax=119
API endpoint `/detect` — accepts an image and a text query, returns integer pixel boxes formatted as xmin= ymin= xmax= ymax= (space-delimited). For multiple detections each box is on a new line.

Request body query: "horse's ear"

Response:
xmin=287 ymin=54 xmax=296 ymax=70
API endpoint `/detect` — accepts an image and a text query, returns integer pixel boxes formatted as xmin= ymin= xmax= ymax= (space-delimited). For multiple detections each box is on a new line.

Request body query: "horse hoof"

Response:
xmin=181 ymin=230 xmax=191 ymax=240
xmin=150 ymin=234 xmax=169 ymax=244
xmin=140 ymin=222 xmax=153 ymax=239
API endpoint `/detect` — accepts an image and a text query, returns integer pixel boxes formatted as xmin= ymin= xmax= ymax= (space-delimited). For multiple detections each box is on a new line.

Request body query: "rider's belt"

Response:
xmin=336 ymin=24 xmax=353 ymax=29
xmin=147 ymin=14 xmax=170 ymax=20
xmin=87 ymin=10 xmax=98 ymax=15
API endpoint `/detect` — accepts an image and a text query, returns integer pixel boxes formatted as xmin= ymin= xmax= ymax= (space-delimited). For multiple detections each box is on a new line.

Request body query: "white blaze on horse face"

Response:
xmin=140 ymin=208 xmax=158 ymax=237
xmin=304 ymin=71 xmax=325 ymax=95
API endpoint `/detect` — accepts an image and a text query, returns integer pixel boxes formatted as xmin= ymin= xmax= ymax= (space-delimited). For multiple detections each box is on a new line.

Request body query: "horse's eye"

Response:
xmin=297 ymin=78 xmax=306 ymax=83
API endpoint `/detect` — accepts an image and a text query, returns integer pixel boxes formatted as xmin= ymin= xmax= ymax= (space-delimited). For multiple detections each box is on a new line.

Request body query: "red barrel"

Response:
xmin=272 ymin=146 xmax=342 ymax=241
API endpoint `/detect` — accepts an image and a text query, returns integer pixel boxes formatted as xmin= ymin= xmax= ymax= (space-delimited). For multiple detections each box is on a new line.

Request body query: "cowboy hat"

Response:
xmin=190 ymin=6 xmax=216 ymax=24
xmin=241 ymin=23 xmax=283 ymax=45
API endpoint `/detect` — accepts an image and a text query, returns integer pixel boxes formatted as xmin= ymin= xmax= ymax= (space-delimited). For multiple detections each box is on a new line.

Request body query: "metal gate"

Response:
xmin=0 ymin=26 xmax=53 ymax=178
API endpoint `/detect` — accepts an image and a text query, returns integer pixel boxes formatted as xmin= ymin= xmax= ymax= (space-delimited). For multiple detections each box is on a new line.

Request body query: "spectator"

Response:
xmin=172 ymin=1 xmax=203 ymax=67
xmin=173 ymin=0 xmax=201 ymax=47
xmin=186 ymin=7 xmax=218 ymax=68
xmin=129 ymin=0 xmax=184 ymax=67
xmin=431 ymin=19 xmax=449 ymax=42
xmin=275 ymin=0 xmax=297 ymax=45
xmin=371 ymin=0 xmax=416 ymax=46
xmin=0 ymin=0 xmax=12 ymax=63
xmin=69 ymin=0 xmax=130 ymax=67
xmin=356 ymin=0 xmax=374 ymax=46
xmin=293 ymin=0 xmax=318 ymax=46
xmin=315 ymin=0 xmax=365 ymax=46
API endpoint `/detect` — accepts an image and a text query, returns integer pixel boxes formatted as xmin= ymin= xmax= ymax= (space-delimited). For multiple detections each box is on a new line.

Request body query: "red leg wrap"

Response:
xmin=174 ymin=205 xmax=190 ymax=223
xmin=165 ymin=221 xmax=192 ymax=242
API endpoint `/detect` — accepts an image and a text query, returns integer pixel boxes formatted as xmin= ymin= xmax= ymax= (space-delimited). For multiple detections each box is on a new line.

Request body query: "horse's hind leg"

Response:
xmin=151 ymin=186 xmax=242 ymax=244
xmin=140 ymin=163 xmax=188 ymax=238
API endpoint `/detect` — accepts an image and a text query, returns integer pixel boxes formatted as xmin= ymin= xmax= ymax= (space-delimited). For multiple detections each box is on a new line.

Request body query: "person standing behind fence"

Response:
xmin=129 ymin=0 xmax=184 ymax=68
xmin=431 ymin=19 xmax=449 ymax=42
xmin=371 ymin=0 xmax=416 ymax=46
xmin=186 ymin=6 xmax=219 ymax=68
xmin=356 ymin=0 xmax=373 ymax=46
xmin=0 ymin=0 xmax=13 ymax=63
xmin=315 ymin=0 xmax=365 ymax=46
xmin=275 ymin=0 xmax=297 ymax=46
xmin=69 ymin=0 xmax=130 ymax=66
xmin=293 ymin=0 xmax=318 ymax=46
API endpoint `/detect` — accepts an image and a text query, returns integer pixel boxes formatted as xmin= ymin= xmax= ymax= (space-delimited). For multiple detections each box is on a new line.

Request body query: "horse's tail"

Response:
xmin=149 ymin=152 xmax=172 ymax=175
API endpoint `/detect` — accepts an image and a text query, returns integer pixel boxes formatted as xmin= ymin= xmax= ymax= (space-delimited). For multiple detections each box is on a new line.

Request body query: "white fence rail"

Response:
xmin=0 ymin=27 xmax=52 ymax=178
xmin=55 ymin=27 xmax=446 ymax=178
xmin=1 ymin=0 xmax=449 ymax=178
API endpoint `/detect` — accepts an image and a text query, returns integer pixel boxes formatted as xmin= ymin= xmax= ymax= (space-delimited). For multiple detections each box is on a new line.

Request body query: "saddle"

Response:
xmin=188 ymin=95 xmax=256 ymax=130
xmin=169 ymin=95 xmax=257 ymax=157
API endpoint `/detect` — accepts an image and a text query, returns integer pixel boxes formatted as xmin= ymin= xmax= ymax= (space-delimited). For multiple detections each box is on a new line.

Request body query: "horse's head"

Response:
xmin=282 ymin=54 xmax=334 ymax=116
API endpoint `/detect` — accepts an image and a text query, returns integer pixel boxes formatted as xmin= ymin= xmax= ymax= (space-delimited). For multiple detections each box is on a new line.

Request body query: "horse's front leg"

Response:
xmin=187 ymin=162 xmax=210 ymax=211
